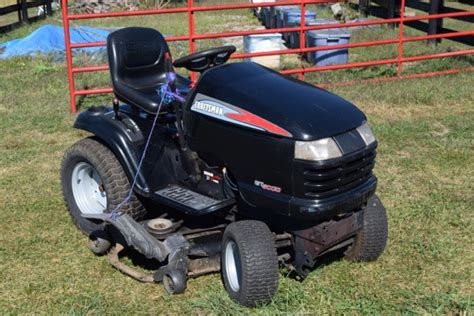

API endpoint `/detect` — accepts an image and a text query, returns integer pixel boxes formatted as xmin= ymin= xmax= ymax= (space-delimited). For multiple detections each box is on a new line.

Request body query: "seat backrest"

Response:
xmin=107 ymin=27 xmax=170 ymax=90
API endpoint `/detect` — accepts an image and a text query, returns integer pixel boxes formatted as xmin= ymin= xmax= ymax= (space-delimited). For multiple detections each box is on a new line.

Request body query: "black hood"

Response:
xmin=191 ymin=62 xmax=366 ymax=141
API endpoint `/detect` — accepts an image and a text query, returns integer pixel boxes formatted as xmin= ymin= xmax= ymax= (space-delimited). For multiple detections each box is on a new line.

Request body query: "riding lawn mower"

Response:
xmin=60 ymin=27 xmax=388 ymax=307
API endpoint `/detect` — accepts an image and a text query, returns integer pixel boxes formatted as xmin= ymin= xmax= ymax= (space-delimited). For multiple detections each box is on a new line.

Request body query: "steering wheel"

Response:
xmin=173 ymin=46 xmax=236 ymax=73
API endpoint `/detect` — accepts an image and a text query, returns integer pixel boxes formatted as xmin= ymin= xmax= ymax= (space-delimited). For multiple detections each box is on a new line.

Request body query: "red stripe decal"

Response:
xmin=225 ymin=108 xmax=292 ymax=137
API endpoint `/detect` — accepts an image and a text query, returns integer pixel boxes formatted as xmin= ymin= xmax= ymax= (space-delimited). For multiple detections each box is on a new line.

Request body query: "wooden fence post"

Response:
xmin=428 ymin=0 xmax=444 ymax=45
xmin=46 ymin=0 xmax=53 ymax=16
xmin=359 ymin=0 xmax=369 ymax=18
xmin=387 ymin=0 xmax=396 ymax=28
xmin=16 ymin=0 xmax=22 ymax=22
xmin=20 ymin=0 xmax=28 ymax=23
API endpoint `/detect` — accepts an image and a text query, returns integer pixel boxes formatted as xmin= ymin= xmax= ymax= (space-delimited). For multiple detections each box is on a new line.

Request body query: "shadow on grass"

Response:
xmin=287 ymin=247 xmax=349 ymax=282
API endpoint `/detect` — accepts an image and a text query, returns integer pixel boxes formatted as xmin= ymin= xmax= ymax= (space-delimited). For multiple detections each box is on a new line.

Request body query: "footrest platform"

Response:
xmin=154 ymin=185 xmax=234 ymax=215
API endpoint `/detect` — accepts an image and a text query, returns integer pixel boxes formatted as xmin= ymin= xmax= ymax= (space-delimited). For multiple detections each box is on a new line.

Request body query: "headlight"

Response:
xmin=356 ymin=122 xmax=376 ymax=146
xmin=295 ymin=137 xmax=342 ymax=161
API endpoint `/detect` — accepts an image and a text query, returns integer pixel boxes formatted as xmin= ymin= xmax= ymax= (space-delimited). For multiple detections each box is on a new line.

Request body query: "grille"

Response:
xmin=301 ymin=148 xmax=376 ymax=199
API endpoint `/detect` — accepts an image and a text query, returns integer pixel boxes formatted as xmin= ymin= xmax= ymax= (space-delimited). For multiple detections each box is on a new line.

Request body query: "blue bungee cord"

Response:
xmin=108 ymin=73 xmax=184 ymax=220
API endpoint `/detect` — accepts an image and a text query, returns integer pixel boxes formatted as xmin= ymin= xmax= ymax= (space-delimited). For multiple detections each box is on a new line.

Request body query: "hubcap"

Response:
xmin=71 ymin=162 xmax=107 ymax=215
xmin=224 ymin=240 xmax=242 ymax=292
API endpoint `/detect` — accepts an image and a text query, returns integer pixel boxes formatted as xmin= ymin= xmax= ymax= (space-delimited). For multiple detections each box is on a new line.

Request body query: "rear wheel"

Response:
xmin=221 ymin=220 xmax=279 ymax=307
xmin=345 ymin=195 xmax=388 ymax=262
xmin=61 ymin=138 xmax=146 ymax=235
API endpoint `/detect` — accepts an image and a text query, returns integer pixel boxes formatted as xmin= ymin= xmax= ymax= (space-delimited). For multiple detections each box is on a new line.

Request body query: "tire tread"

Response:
xmin=61 ymin=137 xmax=146 ymax=234
xmin=223 ymin=220 xmax=279 ymax=307
xmin=345 ymin=195 xmax=388 ymax=262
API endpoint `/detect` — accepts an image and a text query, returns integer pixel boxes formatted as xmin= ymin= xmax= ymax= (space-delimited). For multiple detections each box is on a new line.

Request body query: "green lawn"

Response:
xmin=1 ymin=3 xmax=473 ymax=314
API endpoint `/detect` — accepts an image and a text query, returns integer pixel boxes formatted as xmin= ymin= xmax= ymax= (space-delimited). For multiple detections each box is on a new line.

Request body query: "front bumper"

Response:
xmin=238 ymin=176 xmax=377 ymax=221
xmin=289 ymin=176 xmax=377 ymax=219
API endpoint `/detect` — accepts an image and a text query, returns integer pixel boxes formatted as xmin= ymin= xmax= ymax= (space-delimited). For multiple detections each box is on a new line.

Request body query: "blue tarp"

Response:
xmin=0 ymin=25 xmax=111 ymax=59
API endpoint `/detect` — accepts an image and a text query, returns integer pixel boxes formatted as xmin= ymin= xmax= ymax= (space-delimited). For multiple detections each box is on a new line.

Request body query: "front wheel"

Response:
xmin=61 ymin=138 xmax=146 ymax=235
xmin=221 ymin=220 xmax=279 ymax=307
xmin=163 ymin=270 xmax=187 ymax=295
xmin=345 ymin=195 xmax=388 ymax=262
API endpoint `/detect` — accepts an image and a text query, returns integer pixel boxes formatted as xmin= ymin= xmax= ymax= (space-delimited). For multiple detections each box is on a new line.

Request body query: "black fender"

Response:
xmin=74 ymin=106 xmax=151 ymax=196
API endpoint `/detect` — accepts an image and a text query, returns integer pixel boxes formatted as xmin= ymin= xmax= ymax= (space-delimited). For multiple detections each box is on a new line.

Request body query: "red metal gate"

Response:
xmin=61 ymin=0 xmax=474 ymax=113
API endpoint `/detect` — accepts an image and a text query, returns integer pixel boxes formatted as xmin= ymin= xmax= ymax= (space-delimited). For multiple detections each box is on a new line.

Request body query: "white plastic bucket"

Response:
xmin=243 ymin=33 xmax=283 ymax=68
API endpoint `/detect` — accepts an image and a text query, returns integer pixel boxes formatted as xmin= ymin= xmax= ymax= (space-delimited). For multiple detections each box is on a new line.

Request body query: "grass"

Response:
xmin=1 ymin=2 xmax=474 ymax=314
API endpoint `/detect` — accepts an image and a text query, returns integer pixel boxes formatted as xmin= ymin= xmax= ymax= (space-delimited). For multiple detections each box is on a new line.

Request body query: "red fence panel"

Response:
xmin=61 ymin=0 xmax=474 ymax=113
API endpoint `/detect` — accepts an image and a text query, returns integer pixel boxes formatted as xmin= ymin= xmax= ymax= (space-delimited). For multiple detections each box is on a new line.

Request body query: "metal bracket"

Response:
xmin=108 ymin=243 xmax=155 ymax=283
xmin=292 ymin=211 xmax=363 ymax=276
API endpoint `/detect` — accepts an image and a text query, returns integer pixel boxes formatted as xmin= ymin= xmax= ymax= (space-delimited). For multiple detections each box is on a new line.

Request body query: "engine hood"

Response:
xmin=190 ymin=62 xmax=366 ymax=141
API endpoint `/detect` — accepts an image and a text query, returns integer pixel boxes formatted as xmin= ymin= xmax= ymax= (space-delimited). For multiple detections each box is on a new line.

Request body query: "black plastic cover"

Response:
xmin=188 ymin=62 xmax=366 ymax=141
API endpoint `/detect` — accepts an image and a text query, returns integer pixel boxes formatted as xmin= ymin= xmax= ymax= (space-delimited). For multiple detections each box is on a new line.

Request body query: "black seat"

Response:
xmin=107 ymin=27 xmax=191 ymax=114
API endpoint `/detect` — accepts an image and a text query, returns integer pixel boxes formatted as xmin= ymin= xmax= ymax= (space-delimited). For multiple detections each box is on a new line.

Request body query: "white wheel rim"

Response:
xmin=71 ymin=162 xmax=107 ymax=215
xmin=224 ymin=240 xmax=242 ymax=292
